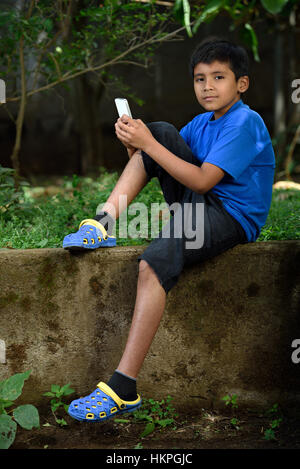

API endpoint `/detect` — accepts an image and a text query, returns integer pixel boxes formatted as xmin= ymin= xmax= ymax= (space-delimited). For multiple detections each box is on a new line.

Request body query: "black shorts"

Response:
xmin=138 ymin=122 xmax=247 ymax=294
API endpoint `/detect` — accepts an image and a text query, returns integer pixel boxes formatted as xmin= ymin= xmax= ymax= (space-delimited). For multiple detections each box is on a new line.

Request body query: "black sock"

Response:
xmin=94 ymin=211 xmax=115 ymax=236
xmin=107 ymin=370 xmax=138 ymax=401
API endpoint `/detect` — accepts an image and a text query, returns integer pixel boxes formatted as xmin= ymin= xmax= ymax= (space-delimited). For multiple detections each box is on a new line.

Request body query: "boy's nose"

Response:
xmin=204 ymin=80 xmax=214 ymax=91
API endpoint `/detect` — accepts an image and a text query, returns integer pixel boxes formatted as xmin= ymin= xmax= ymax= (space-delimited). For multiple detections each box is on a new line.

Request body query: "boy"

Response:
xmin=64 ymin=38 xmax=275 ymax=422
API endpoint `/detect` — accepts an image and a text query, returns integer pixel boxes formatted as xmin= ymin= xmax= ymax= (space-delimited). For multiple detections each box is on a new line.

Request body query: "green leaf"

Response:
xmin=183 ymin=0 xmax=192 ymax=38
xmin=264 ymin=428 xmax=276 ymax=440
xmin=0 ymin=414 xmax=17 ymax=449
xmin=44 ymin=18 xmax=53 ymax=32
xmin=55 ymin=417 xmax=67 ymax=426
xmin=0 ymin=370 xmax=31 ymax=402
xmin=243 ymin=23 xmax=260 ymax=62
xmin=43 ymin=392 xmax=55 ymax=397
xmin=260 ymin=0 xmax=289 ymax=14
xmin=193 ymin=0 xmax=224 ymax=33
xmin=63 ymin=404 xmax=69 ymax=413
xmin=38 ymin=238 xmax=48 ymax=248
xmin=0 ymin=398 xmax=15 ymax=411
xmin=50 ymin=384 xmax=61 ymax=395
xmin=174 ymin=0 xmax=183 ymax=18
xmin=173 ymin=0 xmax=192 ymax=37
xmin=157 ymin=418 xmax=174 ymax=427
xmin=13 ymin=404 xmax=40 ymax=430
xmin=59 ymin=383 xmax=75 ymax=396
xmin=221 ymin=395 xmax=230 ymax=402
xmin=50 ymin=399 xmax=63 ymax=412
xmin=140 ymin=421 xmax=156 ymax=438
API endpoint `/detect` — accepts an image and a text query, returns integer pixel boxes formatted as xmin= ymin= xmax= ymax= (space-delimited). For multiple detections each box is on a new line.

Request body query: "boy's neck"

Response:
xmin=212 ymin=97 xmax=242 ymax=120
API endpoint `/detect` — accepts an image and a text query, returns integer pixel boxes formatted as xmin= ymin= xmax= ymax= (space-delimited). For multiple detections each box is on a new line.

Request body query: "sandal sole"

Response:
xmin=68 ymin=401 xmax=142 ymax=422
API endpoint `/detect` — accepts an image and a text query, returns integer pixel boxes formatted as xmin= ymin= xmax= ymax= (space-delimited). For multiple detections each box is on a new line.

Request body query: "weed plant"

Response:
xmin=0 ymin=370 xmax=39 ymax=449
xmin=43 ymin=383 xmax=74 ymax=427
xmin=115 ymin=395 xmax=178 ymax=440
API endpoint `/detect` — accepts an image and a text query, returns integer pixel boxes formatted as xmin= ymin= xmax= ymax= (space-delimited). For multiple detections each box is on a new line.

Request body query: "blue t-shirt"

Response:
xmin=180 ymin=99 xmax=276 ymax=242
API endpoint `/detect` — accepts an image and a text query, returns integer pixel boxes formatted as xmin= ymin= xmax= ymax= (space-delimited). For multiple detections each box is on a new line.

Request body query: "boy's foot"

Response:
xmin=63 ymin=219 xmax=116 ymax=250
xmin=68 ymin=382 xmax=142 ymax=422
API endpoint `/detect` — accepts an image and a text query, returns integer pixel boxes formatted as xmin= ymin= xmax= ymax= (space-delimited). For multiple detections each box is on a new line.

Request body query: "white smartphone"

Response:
xmin=115 ymin=98 xmax=132 ymax=118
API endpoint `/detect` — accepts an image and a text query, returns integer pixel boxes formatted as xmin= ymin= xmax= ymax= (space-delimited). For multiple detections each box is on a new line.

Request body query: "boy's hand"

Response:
xmin=115 ymin=115 xmax=155 ymax=153
xmin=114 ymin=115 xmax=137 ymax=158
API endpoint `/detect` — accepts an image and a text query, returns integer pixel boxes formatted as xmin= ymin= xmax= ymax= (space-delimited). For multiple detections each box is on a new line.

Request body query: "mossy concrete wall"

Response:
xmin=0 ymin=242 xmax=299 ymax=411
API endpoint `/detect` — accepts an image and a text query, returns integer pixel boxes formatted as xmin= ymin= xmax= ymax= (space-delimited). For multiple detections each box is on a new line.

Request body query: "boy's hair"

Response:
xmin=190 ymin=37 xmax=249 ymax=81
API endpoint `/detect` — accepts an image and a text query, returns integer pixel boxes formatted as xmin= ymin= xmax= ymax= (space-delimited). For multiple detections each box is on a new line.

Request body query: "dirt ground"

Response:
xmin=11 ymin=406 xmax=300 ymax=450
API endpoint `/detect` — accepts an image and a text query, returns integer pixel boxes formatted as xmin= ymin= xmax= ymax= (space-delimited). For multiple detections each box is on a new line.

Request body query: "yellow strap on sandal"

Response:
xmin=97 ymin=382 xmax=141 ymax=407
xmin=79 ymin=219 xmax=108 ymax=239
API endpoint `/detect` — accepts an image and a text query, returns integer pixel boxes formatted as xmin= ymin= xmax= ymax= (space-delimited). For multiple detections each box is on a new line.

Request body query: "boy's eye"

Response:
xmin=194 ymin=76 xmax=224 ymax=82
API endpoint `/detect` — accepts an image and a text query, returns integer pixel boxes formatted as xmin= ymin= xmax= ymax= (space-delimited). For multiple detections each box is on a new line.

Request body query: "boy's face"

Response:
xmin=193 ymin=60 xmax=249 ymax=119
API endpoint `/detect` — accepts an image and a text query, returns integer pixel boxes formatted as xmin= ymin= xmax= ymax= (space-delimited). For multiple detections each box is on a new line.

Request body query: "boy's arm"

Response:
xmin=115 ymin=116 xmax=225 ymax=194
xmin=144 ymin=138 xmax=224 ymax=194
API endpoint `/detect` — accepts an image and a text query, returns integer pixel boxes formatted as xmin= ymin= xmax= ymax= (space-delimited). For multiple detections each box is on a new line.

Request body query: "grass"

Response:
xmin=0 ymin=169 xmax=299 ymax=249
xmin=257 ymin=188 xmax=300 ymax=241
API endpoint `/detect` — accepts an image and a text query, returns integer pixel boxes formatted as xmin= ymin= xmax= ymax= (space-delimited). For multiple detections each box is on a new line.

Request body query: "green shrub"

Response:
xmin=0 ymin=166 xmax=299 ymax=249
xmin=258 ymin=189 xmax=300 ymax=241
xmin=0 ymin=370 xmax=40 ymax=449
xmin=0 ymin=165 xmax=32 ymax=222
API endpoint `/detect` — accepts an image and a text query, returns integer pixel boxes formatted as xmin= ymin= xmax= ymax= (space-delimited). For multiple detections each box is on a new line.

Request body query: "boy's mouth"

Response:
xmin=203 ymin=96 xmax=217 ymax=101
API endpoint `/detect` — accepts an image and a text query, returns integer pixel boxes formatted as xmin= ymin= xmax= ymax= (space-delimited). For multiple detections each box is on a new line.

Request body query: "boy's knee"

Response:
xmin=138 ymin=260 xmax=158 ymax=282
xmin=138 ymin=259 xmax=151 ymax=273
xmin=146 ymin=121 xmax=177 ymax=139
xmin=138 ymin=259 xmax=163 ymax=289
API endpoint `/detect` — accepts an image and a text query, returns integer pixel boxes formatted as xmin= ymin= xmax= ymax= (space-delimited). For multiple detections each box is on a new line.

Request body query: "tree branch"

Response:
xmin=48 ymin=52 xmax=62 ymax=79
xmin=26 ymin=0 xmax=35 ymax=19
xmin=4 ymin=24 xmax=186 ymax=104
xmin=32 ymin=30 xmax=63 ymax=90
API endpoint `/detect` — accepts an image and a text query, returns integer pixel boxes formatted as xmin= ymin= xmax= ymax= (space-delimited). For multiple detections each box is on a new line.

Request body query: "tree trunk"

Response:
xmin=287 ymin=9 xmax=300 ymax=128
xmin=74 ymin=75 xmax=106 ymax=175
xmin=285 ymin=9 xmax=300 ymax=179
xmin=273 ymin=24 xmax=286 ymax=165
xmin=10 ymin=35 xmax=27 ymax=188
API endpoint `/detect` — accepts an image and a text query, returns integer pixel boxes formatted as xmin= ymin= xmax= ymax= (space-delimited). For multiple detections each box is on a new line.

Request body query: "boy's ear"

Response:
xmin=238 ymin=75 xmax=249 ymax=94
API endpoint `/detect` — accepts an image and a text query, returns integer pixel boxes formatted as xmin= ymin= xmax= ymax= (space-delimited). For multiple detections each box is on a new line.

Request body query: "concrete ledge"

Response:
xmin=0 ymin=241 xmax=299 ymax=411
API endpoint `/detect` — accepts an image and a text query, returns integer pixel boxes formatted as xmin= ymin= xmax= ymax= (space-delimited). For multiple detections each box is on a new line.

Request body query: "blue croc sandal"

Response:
xmin=63 ymin=219 xmax=116 ymax=250
xmin=68 ymin=382 xmax=142 ymax=422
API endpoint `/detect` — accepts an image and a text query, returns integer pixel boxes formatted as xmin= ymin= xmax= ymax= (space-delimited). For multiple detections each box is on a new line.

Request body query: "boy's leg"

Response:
xmin=105 ymin=123 xmax=196 ymax=378
xmin=67 ymin=122 xmax=187 ymax=421
xmin=116 ymin=259 xmax=166 ymax=379
xmin=95 ymin=122 xmax=194 ymax=235
xmin=63 ymin=150 xmax=148 ymax=249
xmin=68 ymin=121 xmax=246 ymax=422
xmin=137 ymin=121 xmax=247 ymax=293
xmin=100 ymin=150 xmax=148 ymax=221
xmin=113 ymin=123 xmax=246 ymax=378
xmin=67 ymin=147 xmax=169 ymax=421
xmin=68 ymin=257 xmax=166 ymax=422
xmin=140 ymin=121 xmax=199 ymax=207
